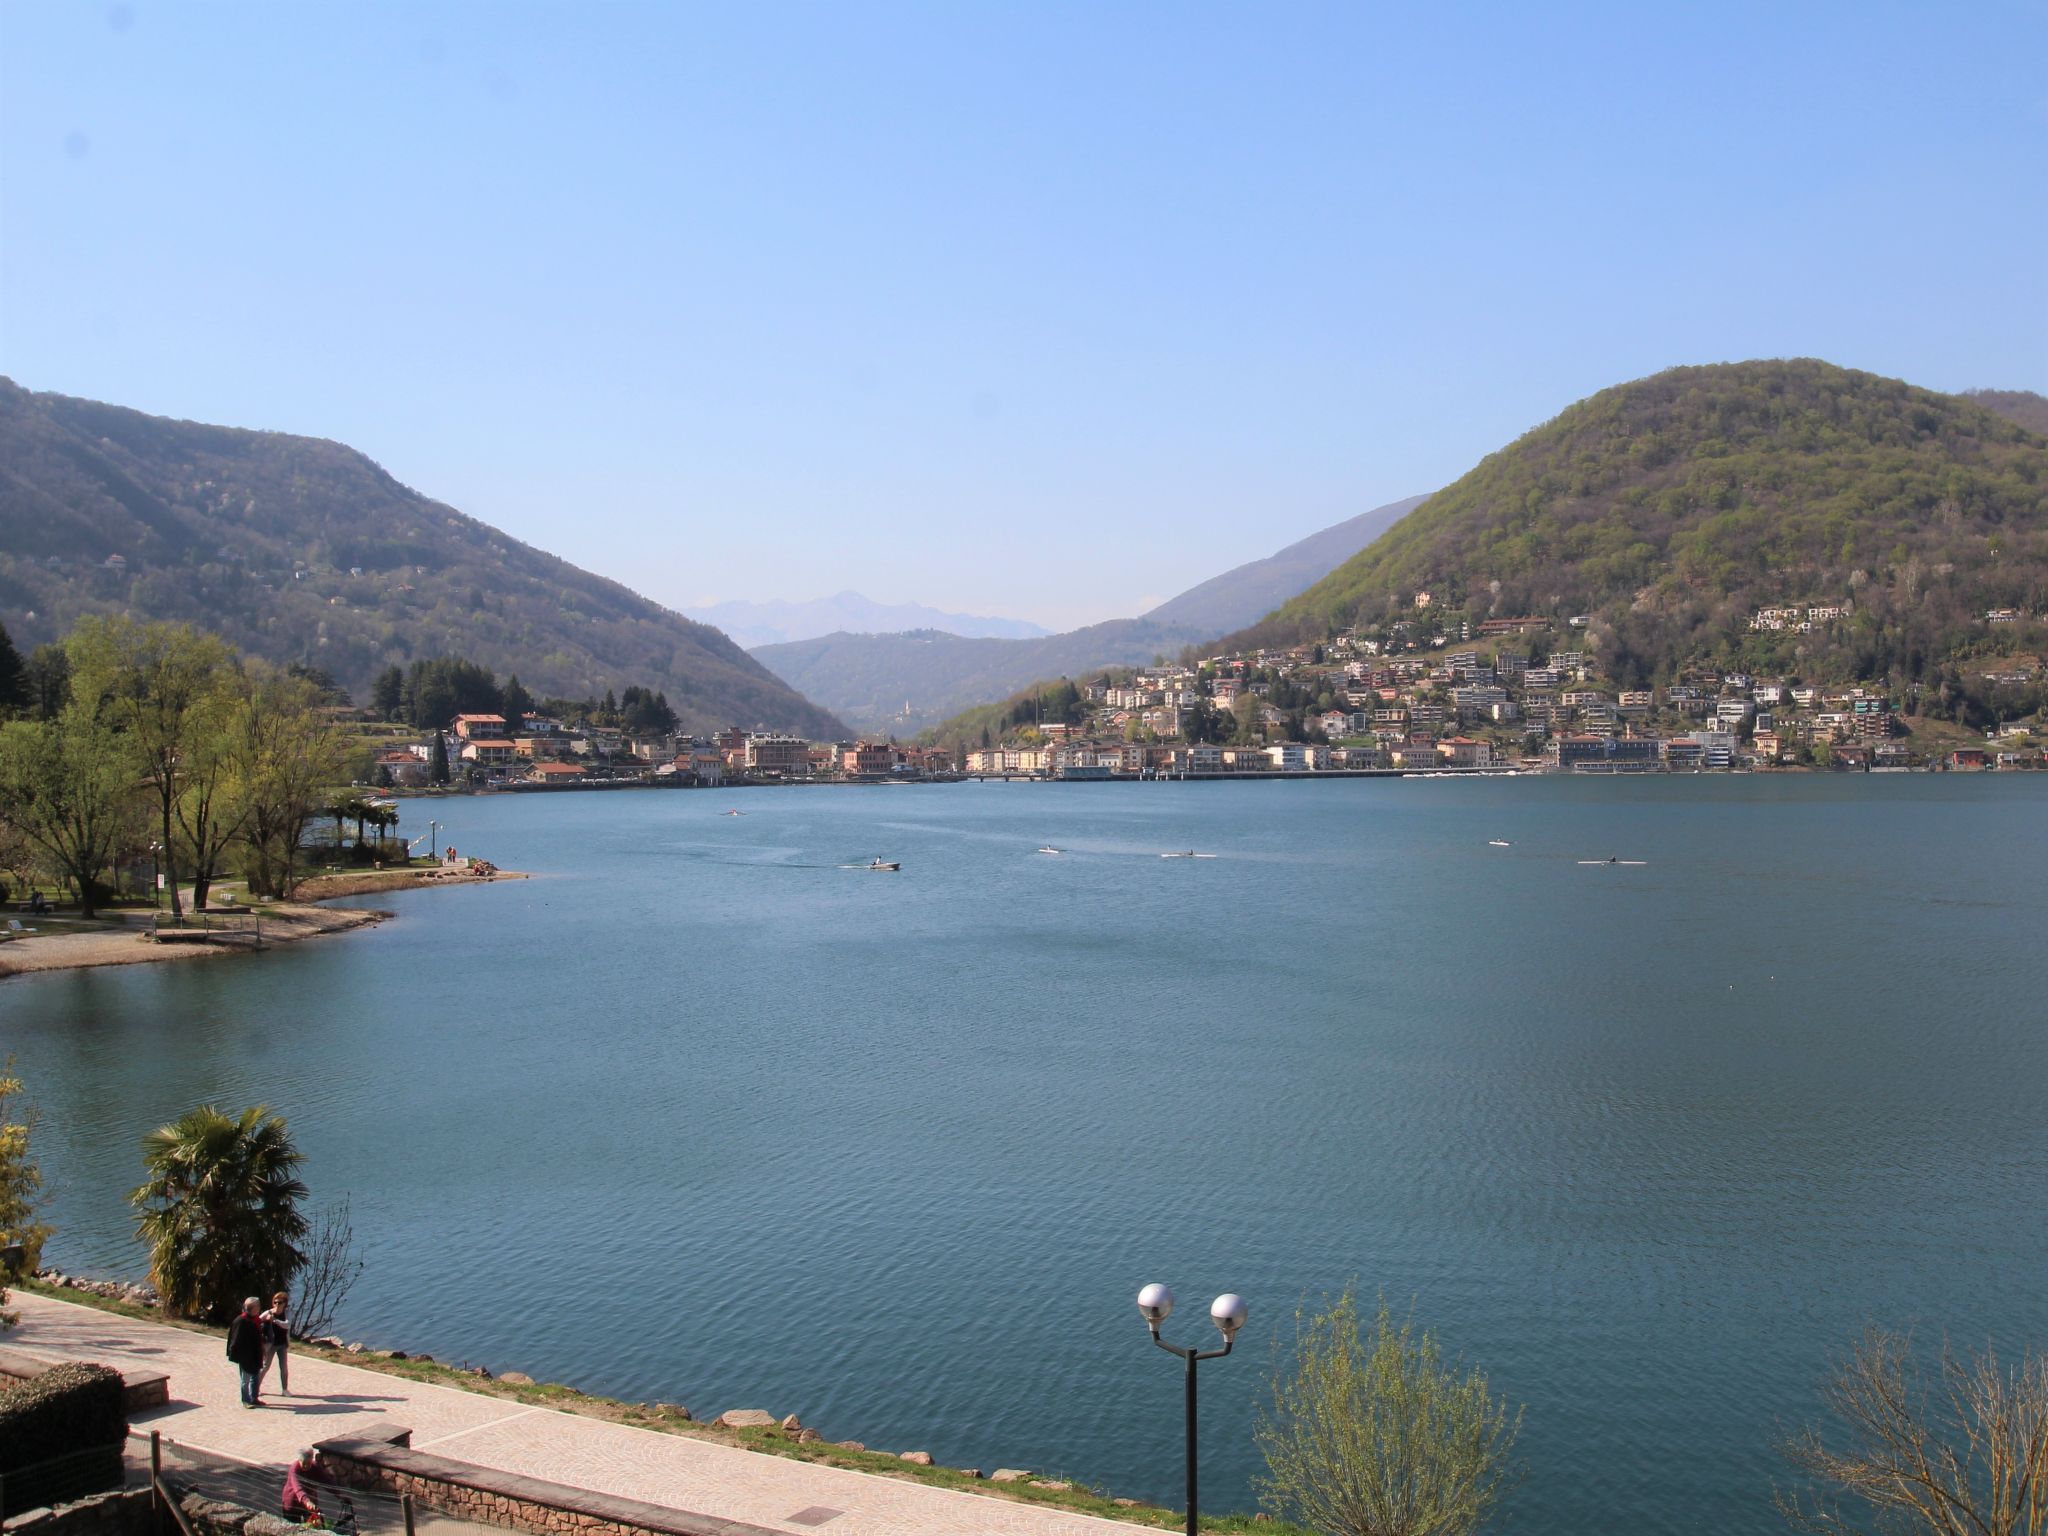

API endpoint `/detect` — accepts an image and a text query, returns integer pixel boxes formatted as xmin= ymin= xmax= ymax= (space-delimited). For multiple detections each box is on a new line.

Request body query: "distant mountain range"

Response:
xmin=684 ymin=591 xmax=1050 ymax=648
xmin=1139 ymin=494 xmax=1430 ymax=634
xmin=751 ymin=494 xmax=1430 ymax=730
xmin=0 ymin=380 xmax=846 ymax=737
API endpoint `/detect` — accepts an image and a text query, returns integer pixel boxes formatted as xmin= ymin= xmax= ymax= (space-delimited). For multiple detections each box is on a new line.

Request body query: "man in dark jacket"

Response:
xmin=226 ymin=1296 xmax=266 ymax=1407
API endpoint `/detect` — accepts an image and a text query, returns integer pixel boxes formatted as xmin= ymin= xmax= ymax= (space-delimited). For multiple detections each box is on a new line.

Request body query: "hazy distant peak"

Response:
xmin=685 ymin=592 xmax=1052 ymax=648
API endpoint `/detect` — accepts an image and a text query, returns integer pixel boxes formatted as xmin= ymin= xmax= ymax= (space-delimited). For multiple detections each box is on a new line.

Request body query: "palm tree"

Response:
xmin=131 ymin=1105 xmax=309 ymax=1322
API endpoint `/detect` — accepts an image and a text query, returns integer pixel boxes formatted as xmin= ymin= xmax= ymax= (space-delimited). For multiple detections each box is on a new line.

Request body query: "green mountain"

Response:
xmin=1228 ymin=360 xmax=2047 ymax=685
xmin=0 ymin=380 xmax=846 ymax=736
xmin=1965 ymin=388 xmax=2048 ymax=437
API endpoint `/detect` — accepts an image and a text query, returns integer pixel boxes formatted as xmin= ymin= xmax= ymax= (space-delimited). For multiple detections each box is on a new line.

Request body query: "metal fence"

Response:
xmin=138 ymin=1434 xmax=485 ymax=1536
xmin=0 ymin=1441 xmax=131 ymax=1519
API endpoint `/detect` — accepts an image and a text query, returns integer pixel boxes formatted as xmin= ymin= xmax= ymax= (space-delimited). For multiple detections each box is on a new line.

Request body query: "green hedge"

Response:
xmin=0 ymin=1361 xmax=127 ymax=1474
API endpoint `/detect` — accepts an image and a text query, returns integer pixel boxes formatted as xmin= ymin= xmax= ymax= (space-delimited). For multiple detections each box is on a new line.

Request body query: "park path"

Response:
xmin=7 ymin=1292 xmax=1145 ymax=1536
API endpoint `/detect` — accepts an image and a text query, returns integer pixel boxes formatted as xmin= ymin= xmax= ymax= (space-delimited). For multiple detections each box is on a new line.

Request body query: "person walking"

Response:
xmin=261 ymin=1290 xmax=293 ymax=1395
xmin=226 ymin=1296 xmax=266 ymax=1407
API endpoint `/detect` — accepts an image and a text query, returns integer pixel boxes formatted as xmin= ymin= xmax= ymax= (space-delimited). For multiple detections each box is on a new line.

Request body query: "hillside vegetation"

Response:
xmin=1964 ymin=388 xmax=2048 ymax=437
xmin=1228 ymin=361 xmax=2047 ymax=685
xmin=0 ymin=380 xmax=844 ymax=737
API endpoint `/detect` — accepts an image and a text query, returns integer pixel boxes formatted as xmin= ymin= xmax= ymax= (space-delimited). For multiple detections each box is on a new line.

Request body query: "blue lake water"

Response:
xmin=4 ymin=776 xmax=2046 ymax=1533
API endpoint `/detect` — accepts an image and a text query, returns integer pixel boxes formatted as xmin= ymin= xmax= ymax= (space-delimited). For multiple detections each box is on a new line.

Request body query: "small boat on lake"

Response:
xmin=1037 ymin=846 xmax=1063 ymax=855
xmin=1488 ymin=839 xmax=1512 ymax=847
xmin=865 ymin=858 xmax=900 ymax=872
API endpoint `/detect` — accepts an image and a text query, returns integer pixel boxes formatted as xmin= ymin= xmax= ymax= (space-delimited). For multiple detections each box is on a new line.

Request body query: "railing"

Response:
xmin=149 ymin=913 xmax=263 ymax=947
xmin=142 ymin=1433 xmax=424 ymax=1536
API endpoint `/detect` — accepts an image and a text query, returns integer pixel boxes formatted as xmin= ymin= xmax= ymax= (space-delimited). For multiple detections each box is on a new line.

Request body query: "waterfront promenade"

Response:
xmin=6 ymin=1292 xmax=1146 ymax=1536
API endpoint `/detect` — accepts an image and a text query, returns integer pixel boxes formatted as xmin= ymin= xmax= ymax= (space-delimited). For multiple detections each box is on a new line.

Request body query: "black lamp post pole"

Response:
xmin=1150 ymin=1326 xmax=1234 ymax=1536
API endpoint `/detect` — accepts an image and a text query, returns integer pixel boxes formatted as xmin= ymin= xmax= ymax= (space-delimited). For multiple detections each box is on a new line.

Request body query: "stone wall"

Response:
xmin=0 ymin=1487 xmax=153 ymax=1536
xmin=313 ymin=1440 xmax=781 ymax=1536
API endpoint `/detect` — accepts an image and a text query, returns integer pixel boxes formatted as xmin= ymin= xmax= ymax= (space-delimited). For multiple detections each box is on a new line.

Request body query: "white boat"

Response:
xmin=724 ymin=809 xmax=745 ymax=816
xmin=1160 ymin=851 xmax=1218 ymax=859
xmin=865 ymin=858 xmax=900 ymax=872
xmin=1488 ymin=839 xmax=1512 ymax=847
xmin=1577 ymin=857 xmax=1648 ymax=866
xmin=1037 ymin=846 xmax=1063 ymax=855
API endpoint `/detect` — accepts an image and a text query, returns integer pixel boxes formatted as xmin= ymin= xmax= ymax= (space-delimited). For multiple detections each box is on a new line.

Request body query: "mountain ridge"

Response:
xmin=1223 ymin=360 xmax=2047 ymax=684
xmin=750 ymin=493 xmax=1430 ymax=729
xmin=684 ymin=590 xmax=1050 ymax=648
xmin=0 ymin=380 xmax=847 ymax=737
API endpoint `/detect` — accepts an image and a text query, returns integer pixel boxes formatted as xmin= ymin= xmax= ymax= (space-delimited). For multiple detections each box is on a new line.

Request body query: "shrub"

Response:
xmin=0 ymin=1362 xmax=127 ymax=1513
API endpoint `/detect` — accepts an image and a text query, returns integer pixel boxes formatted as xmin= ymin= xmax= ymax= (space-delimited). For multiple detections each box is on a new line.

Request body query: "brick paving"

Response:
xmin=7 ymin=1293 xmax=1147 ymax=1536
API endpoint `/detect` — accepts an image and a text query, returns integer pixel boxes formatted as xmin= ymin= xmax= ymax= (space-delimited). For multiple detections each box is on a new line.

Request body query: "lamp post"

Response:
xmin=429 ymin=820 xmax=441 ymax=862
xmin=1138 ymin=1283 xmax=1248 ymax=1536
xmin=147 ymin=841 xmax=162 ymax=910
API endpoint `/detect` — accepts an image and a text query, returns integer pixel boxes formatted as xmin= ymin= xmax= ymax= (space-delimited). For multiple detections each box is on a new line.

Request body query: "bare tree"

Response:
xmin=292 ymin=1196 xmax=365 ymax=1340
xmin=1779 ymin=1326 xmax=2048 ymax=1536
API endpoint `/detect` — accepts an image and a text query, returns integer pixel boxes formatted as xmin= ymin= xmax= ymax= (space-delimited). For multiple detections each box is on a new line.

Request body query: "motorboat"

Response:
xmin=1037 ymin=846 xmax=1063 ymax=855
xmin=1488 ymin=839 xmax=1512 ymax=847
xmin=865 ymin=858 xmax=900 ymax=872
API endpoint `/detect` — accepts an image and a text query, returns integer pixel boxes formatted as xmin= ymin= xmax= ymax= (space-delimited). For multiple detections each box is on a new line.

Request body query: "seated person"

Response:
xmin=281 ymin=1449 xmax=322 ymax=1525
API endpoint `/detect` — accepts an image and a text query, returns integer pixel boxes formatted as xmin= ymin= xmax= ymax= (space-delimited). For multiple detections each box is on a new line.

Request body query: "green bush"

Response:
xmin=0 ymin=1361 xmax=128 ymax=1474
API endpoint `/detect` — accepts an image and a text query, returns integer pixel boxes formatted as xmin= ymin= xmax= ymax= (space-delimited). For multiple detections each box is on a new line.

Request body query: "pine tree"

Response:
xmin=429 ymin=732 xmax=450 ymax=785
xmin=0 ymin=623 xmax=26 ymax=716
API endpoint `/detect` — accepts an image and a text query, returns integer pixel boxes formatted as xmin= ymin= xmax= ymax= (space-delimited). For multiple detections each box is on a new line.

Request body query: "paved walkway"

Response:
xmin=7 ymin=1293 xmax=1146 ymax=1536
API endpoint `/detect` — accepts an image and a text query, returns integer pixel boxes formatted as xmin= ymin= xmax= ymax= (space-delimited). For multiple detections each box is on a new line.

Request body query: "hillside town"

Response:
xmin=363 ymin=606 xmax=2046 ymax=789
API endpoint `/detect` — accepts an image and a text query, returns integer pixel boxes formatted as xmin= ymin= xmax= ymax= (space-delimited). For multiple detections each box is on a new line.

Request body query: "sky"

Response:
xmin=3 ymin=2 xmax=2045 ymax=632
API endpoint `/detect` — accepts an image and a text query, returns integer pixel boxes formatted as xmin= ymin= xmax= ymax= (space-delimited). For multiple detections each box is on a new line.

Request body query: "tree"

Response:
xmin=23 ymin=645 xmax=70 ymax=721
xmin=0 ymin=623 xmax=26 ymax=717
xmin=370 ymin=666 xmax=405 ymax=719
xmin=0 ymin=701 xmax=144 ymax=917
xmin=131 ymin=1104 xmax=309 ymax=1323
xmin=428 ymin=731 xmax=450 ymax=786
xmin=500 ymin=675 xmax=532 ymax=736
xmin=292 ymin=1196 xmax=365 ymax=1340
xmin=68 ymin=617 xmax=237 ymax=919
xmin=1 ymin=1063 xmax=52 ymax=1327
xmin=1779 ymin=1327 xmax=2048 ymax=1536
xmin=169 ymin=661 xmax=256 ymax=912
xmin=1256 ymin=1292 xmax=1522 ymax=1536
xmin=235 ymin=667 xmax=344 ymax=899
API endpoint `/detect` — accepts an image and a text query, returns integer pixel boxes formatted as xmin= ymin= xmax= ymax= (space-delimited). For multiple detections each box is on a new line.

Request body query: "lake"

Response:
xmin=4 ymin=775 xmax=2046 ymax=1533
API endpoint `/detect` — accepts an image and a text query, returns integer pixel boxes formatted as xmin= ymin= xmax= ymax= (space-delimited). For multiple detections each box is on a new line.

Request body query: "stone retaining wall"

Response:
xmin=313 ymin=1439 xmax=781 ymax=1536
xmin=0 ymin=1486 xmax=153 ymax=1536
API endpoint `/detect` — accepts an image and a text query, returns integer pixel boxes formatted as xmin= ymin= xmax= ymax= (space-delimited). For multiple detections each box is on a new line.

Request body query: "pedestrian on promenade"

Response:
xmin=261 ymin=1289 xmax=293 ymax=1395
xmin=281 ymin=1448 xmax=322 ymax=1525
xmin=227 ymin=1296 xmax=266 ymax=1407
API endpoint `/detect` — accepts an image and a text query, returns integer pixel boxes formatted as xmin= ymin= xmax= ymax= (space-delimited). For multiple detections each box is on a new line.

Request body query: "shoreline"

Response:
xmin=11 ymin=1276 xmax=1273 ymax=1532
xmin=0 ymin=868 xmax=525 ymax=983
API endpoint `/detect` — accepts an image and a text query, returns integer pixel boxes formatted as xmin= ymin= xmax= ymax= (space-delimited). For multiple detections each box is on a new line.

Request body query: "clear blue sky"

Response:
xmin=4 ymin=2 xmax=2044 ymax=631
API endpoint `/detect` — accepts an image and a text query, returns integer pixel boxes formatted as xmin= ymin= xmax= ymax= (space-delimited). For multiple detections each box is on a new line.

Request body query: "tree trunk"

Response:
xmin=162 ymin=798 xmax=182 ymax=918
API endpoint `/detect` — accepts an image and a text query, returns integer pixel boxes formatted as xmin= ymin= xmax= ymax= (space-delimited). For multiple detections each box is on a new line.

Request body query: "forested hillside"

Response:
xmin=1227 ymin=361 xmax=2047 ymax=686
xmin=0 ymin=380 xmax=845 ymax=736
xmin=1964 ymin=388 xmax=2048 ymax=437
